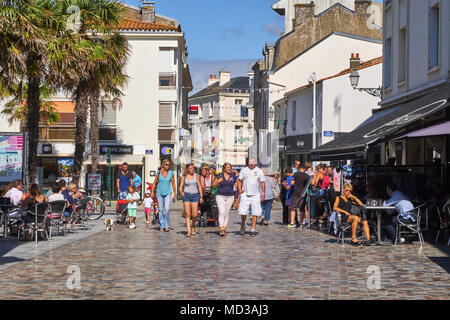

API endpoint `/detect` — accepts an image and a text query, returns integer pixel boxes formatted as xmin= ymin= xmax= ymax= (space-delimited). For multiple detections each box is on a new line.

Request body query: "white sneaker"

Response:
xmin=398 ymin=237 xmax=406 ymax=244
xmin=129 ymin=223 xmax=136 ymax=230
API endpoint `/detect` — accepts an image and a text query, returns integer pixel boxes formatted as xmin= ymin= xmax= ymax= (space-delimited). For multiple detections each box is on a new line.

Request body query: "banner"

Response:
xmin=0 ymin=134 xmax=23 ymax=183
xmin=88 ymin=174 xmax=101 ymax=191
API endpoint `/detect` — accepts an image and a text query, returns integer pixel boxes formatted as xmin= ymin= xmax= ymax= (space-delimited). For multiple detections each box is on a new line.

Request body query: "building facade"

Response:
xmin=188 ymin=71 xmax=253 ymax=170
xmin=252 ymin=0 xmax=383 ymax=170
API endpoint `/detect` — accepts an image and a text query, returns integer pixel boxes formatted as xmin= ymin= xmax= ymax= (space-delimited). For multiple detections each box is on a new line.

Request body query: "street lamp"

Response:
xmin=309 ymin=72 xmax=317 ymax=150
xmin=349 ymin=69 xmax=383 ymax=98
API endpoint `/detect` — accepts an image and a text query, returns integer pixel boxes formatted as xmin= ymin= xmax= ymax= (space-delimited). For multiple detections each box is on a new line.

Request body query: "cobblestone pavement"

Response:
xmin=0 ymin=203 xmax=448 ymax=300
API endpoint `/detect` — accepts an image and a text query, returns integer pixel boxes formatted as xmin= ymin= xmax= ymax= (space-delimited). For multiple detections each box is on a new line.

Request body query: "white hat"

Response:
xmin=145 ymin=190 xmax=151 ymax=194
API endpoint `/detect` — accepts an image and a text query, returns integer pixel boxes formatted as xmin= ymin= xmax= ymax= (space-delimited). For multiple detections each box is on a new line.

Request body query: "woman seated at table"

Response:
xmin=334 ymin=183 xmax=374 ymax=246
xmin=21 ymin=184 xmax=47 ymax=222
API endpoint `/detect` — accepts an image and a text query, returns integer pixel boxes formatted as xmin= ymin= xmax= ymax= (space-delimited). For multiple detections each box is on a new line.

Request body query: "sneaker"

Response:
xmin=251 ymin=230 xmax=256 ymax=237
xmin=129 ymin=223 xmax=136 ymax=230
xmin=398 ymin=237 xmax=406 ymax=244
xmin=240 ymin=224 xmax=246 ymax=235
xmin=146 ymin=221 xmax=150 ymax=224
xmin=286 ymin=224 xmax=296 ymax=228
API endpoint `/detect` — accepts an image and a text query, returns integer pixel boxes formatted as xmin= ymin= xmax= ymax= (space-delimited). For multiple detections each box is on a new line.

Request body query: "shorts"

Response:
xmin=144 ymin=207 xmax=152 ymax=215
xmin=290 ymin=195 xmax=306 ymax=212
xmin=239 ymin=194 xmax=262 ymax=216
xmin=128 ymin=208 xmax=137 ymax=218
xmin=118 ymin=191 xmax=127 ymax=200
xmin=183 ymin=192 xmax=199 ymax=203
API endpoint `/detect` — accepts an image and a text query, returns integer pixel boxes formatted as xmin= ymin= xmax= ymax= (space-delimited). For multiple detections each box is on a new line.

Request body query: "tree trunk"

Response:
xmin=89 ymin=90 xmax=100 ymax=174
xmin=73 ymin=80 xmax=89 ymax=185
xmin=26 ymin=75 xmax=40 ymax=186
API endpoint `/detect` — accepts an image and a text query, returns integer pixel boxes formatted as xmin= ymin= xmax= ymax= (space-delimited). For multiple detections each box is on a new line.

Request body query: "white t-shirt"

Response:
xmin=143 ymin=197 xmax=153 ymax=208
xmin=239 ymin=167 xmax=265 ymax=196
xmin=5 ymin=188 xmax=23 ymax=206
xmin=48 ymin=193 xmax=65 ymax=202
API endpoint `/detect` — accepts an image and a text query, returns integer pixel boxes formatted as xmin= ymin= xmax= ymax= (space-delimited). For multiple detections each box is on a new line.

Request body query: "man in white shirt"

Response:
xmin=237 ymin=159 xmax=265 ymax=237
xmin=5 ymin=179 xmax=24 ymax=219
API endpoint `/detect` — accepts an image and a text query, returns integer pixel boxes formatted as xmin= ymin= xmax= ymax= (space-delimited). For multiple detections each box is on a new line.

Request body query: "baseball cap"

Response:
xmin=145 ymin=190 xmax=151 ymax=194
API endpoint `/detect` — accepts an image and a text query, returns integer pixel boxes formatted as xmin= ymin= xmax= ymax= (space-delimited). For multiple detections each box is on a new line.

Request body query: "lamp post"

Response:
xmin=349 ymin=69 xmax=383 ymax=98
xmin=309 ymin=72 xmax=317 ymax=150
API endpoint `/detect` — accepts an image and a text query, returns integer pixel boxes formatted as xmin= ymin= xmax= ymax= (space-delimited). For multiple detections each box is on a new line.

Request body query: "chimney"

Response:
xmin=354 ymin=0 xmax=372 ymax=16
xmin=350 ymin=53 xmax=361 ymax=69
xmin=219 ymin=70 xmax=231 ymax=86
xmin=208 ymin=74 xmax=219 ymax=86
xmin=293 ymin=2 xmax=315 ymax=29
xmin=141 ymin=1 xmax=155 ymax=22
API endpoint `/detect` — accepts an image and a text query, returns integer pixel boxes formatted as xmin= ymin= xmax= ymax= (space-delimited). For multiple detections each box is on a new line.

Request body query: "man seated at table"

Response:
xmin=5 ymin=180 xmax=25 ymax=220
xmin=382 ymin=182 xmax=415 ymax=244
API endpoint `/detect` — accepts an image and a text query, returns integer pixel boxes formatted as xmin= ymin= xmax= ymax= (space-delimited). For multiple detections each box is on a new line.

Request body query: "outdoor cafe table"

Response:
xmin=363 ymin=205 xmax=396 ymax=246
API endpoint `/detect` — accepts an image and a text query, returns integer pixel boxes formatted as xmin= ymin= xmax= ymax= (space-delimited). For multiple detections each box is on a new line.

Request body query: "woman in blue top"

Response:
xmin=212 ymin=163 xmax=238 ymax=237
xmin=151 ymin=159 xmax=177 ymax=232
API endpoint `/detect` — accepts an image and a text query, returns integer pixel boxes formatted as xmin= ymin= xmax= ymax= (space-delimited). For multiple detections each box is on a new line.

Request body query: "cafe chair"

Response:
xmin=395 ymin=203 xmax=427 ymax=248
xmin=435 ymin=205 xmax=449 ymax=245
xmin=71 ymin=198 xmax=90 ymax=231
xmin=47 ymin=201 xmax=67 ymax=239
xmin=336 ymin=206 xmax=364 ymax=245
xmin=19 ymin=202 xmax=49 ymax=243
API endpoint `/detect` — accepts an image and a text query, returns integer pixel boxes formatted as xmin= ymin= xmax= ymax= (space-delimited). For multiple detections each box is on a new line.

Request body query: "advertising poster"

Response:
xmin=0 ymin=135 xmax=23 ymax=183
xmin=58 ymin=158 xmax=74 ymax=179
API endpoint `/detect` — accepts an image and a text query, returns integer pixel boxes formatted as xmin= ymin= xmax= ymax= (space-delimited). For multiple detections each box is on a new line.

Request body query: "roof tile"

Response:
xmin=118 ymin=18 xmax=180 ymax=32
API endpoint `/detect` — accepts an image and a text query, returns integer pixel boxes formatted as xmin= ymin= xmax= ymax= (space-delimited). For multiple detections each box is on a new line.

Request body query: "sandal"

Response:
xmin=351 ymin=240 xmax=362 ymax=246
xmin=219 ymin=230 xmax=224 ymax=237
xmin=186 ymin=233 xmax=191 ymax=237
xmin=191 ymin=228 xmax=196 ymax=236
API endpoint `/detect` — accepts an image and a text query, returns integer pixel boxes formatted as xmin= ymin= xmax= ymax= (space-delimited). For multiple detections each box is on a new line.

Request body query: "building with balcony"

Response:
xmin=188 ymin=71 xmax=253 ymax=170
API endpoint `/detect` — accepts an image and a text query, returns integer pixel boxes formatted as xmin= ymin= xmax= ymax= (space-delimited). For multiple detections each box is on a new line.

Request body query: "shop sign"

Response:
xmin=160 ymin=144 xmax=174 ymax=159
xmin=324 ymin=131 xmax=334 ymax=137
xmin=88 ymin=174 xmax=101 ymax=191
xmin=100 ymin=145 xmax=133 ymax=155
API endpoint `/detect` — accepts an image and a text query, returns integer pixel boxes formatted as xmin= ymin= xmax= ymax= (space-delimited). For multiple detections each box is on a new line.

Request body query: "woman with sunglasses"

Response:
xmin=333 ymin=183 xmax=374 ymax=246
xmin=152 ymin=159 xmax=177 ymax=232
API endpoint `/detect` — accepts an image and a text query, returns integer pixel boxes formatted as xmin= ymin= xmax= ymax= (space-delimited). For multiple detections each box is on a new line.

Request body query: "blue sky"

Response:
xmin=123 ymin=0 xmax=284 ymax=61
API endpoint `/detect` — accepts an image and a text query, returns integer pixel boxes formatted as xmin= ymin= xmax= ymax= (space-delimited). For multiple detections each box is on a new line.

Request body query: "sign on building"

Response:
xmin=88 ymin=174 xmax=101 ymax=191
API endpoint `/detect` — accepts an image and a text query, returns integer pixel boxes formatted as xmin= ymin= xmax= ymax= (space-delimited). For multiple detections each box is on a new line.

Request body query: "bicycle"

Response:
xmin=85 ymin=196 xmax=106 ymax=220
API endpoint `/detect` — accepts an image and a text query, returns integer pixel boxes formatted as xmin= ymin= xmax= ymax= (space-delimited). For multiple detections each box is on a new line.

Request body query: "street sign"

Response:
xmin=88 ymin=174 xmax=101 ymax=191
xmin=324 ymin=131 xmax=334 ymax=137
xmin=100 ymin=145 xmax=133 ymax=155
xmin=145 ymin=149 xmax=153 ymax=155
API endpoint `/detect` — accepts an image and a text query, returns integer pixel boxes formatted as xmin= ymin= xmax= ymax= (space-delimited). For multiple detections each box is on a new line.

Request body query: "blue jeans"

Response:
xmin=382 ymin=213 xmax=415 ymax=242
xmin=261 ymin=199 xmax=274 ymax=221
xmin=157 ymin=193 xmax=171 ymax=230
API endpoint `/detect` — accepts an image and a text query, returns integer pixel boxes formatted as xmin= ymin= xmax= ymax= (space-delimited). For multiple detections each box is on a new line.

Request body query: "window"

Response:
xmin=234 ymin=125 xmax=244 ymax=145
xmin=209 ymin=102 xmax=213 ymax=118
xmin=159 ymin=48 xmax=175 ymax=71
xmin=291 ymin=101 xmax=296 ymax=131
xmin=428 ymin=5 xmax=439 ymax=70
xmin=398 ymin=28 xmax=406 ymax=84
xmin=385 ymin=38 xmax=392 ymax=89
xmin=159 ymin=73 xmax=176 ymax=88
xmin=159 ymin=103 xmax=174 ymax=127
xmin=235 ymin=99 xmax=243 ymax=115
xmin=99 ymin=102 xmax=116 ymax=126
xmin=158 ymin=129 xmax=174 ymax=142
xmin=99 ymin=128 xmax=116 ymax=141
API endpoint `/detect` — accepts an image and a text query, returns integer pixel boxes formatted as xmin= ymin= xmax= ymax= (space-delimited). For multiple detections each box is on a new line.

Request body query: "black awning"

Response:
xmin=312 ymin=83 xmax=450 ymax=161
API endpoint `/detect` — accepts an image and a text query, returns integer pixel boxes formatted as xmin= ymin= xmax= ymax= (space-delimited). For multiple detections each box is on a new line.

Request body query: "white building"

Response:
xmin=274 ymin=56 xmax=382 ymax=165
xmin=188 ymin=71 xmax=253 ymax=170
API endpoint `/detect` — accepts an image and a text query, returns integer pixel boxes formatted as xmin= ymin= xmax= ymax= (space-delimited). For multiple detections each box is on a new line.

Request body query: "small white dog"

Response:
xmin=104 ymin=218 xmax=115 ymax=231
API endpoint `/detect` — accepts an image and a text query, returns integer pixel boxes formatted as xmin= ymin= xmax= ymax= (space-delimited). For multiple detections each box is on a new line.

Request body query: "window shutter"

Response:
xmin=159 ymin=103 xmax=173 ymax=126
xmin=99 ymin=103 xmax=116 ymax=126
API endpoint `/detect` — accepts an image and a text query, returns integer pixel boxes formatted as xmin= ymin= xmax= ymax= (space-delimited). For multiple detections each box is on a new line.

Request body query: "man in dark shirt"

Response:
xmin=116 ymin=162 xmax=133 ymax=200
xmin=290 ymin=166 xmax=311 ymax=228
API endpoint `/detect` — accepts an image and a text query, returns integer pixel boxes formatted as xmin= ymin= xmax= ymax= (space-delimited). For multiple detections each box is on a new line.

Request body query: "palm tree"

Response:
xmin=1 ymin=83 xmax=60 ymax=127
xmin=55 ymin=0 xmax=125 ymax=184
xmin=88 ymin=33 xmax=129 ymax=174
xmin=1 ymin=0 xmax=89 ymax=185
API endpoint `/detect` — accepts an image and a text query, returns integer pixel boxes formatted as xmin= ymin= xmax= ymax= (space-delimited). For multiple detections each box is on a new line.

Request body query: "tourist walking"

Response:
xmin=126 ymin=185 xmax=140 ymax=230
xmin=116 ymin=162 xmax=133 ymax=200
xmin=289 ymin=166 xmax=309 ymax=228
xmin=280 ymin=168 xmax=291 ymax=225
xmin=179 ymin=164 xmax=203 ymax=237
xmin=200 ymin=164 xmax=214 ymax=222
xmin=259 ymin=173 xmax=279 ymax=226
xmin=143 ymin=190 xmax=153 ymax=224
xmin=237 ymin=159 xmax=265 ymax=237
xmin=212 ymin=163 xmax=238 ymax=236
xmin=282 ymin=167 xmax=295 ymax=228
xmin=151 ymin=159 xmax=177 ymax=232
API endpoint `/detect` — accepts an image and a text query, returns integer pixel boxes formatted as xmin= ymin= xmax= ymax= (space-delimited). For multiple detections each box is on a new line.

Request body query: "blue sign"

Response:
xmin=145 ymin=150 xmax=153 ymax=155
xmin=324 ymin=131 xmax=334 ymax=137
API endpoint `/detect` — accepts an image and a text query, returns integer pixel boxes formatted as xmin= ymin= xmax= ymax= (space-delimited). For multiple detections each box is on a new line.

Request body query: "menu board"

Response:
xmin=0 ymin=134 xmax=23 ymax=183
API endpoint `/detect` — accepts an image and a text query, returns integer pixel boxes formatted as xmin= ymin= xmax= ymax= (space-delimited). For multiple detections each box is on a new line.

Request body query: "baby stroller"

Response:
xmin=151 ymin=197 xmax=159 ymax=225
xmin=198 ymin=192 xmax=219 ymax=227
xmin=116 ymin=199 xmax=129 ymax=224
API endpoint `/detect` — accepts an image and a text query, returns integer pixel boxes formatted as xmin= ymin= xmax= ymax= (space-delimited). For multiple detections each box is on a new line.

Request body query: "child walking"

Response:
xmin=126 ymin=185 xmax=140 ymax=230
xmin=143 ymin=190 xmax=153 ymax=224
